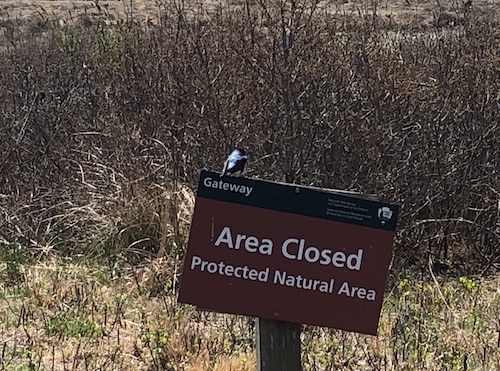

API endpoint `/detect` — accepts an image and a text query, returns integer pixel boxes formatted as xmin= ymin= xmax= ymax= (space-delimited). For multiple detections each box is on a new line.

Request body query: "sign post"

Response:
xmin=257 ymin=319 xmax=301 ymax=371
xmin=178 ymin=170 xmax=399 ymax=367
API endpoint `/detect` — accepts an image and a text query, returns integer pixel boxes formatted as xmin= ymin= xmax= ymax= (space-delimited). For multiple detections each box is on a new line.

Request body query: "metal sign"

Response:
xmin=178 ymin=171 xmax=399 ymax=335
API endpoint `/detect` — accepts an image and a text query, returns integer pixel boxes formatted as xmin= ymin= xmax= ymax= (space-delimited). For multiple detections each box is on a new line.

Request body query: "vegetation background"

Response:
xmin=0 ymin=0 xmax=499 ymax=369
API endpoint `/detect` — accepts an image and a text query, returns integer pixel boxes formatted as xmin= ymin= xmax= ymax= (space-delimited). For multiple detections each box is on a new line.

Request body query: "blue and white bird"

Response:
xmin=221 ymin=148 xmax=248 ymax=177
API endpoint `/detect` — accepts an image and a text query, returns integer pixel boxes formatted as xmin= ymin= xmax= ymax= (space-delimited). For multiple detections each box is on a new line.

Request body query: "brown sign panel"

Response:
xmin=178 ymin=171 xmax=399 ymax=335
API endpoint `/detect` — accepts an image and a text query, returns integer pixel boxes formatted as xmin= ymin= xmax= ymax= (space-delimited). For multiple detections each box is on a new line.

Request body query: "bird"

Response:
xmin=221 ymin=148 xmax=247 ymax=177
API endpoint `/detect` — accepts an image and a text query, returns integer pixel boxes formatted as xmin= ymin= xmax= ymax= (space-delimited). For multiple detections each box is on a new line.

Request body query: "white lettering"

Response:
xmin=304 ymin=246 xmax=320 ymax=263
xmin=248 ymin=269 xmax=258 ymax=280
xmin=320 ymin=249 xmax=332 ymax=264
xmin=357 ymin=287 xmax=366 ymax=299
xmin=235 ymin=234 xmax=246 ymax=249
xmin=337 ymin=281 xmax=376 ymax=301
xmin=214 ymin=226 xmax=233 ymax=248
xmin=189 ymin=256 xmax=269 ymax=282
xmin=206 ymin=262 xmax=217 ymax=273
xmin=337 ymin=281 xmax=351 ymax=296
xmin=281 ymin=237 xmax=364 ymax=271
xmin=274 ymin=269 xmax=286 ymax=285
xmin=273 ymin=270 xmax=335 ymax=294
xmin=203 ymin=177 xmax=253 ymax=196
xmin=319 ymin=281 xmax=329 ymax=293
xmin=332 ymin=252 xmax=346 ymax=267
xmin=258 ymin=269 xmax=269 ymax=282
xmin=234 ymin=267 xmax=243 ymax=278
xmin=260 ymin=239 xmax=273 ymax=255
xmin=245 ymin=236 xmax=259 ymax=252
xmin=203 ymin=177 xmax=211 ymax=188
xmin=224 ymin=265 xmax=234 ymax=276
xmin=191 ymin=256 xmax=202 ymax=270
xmin=281 ymin=238 xmax=299 ymax=259
xmin=347 ymin=249 xmax=363 ymax=270
xmin=214 ymin=227 xmax=273 ymax=255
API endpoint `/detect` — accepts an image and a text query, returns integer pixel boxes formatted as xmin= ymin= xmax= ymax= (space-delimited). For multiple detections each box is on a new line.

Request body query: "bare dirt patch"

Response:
xmin=0 ymin=0 xmax=498 ymax=26
xmin=0 ymin=0 xmax=159 ymax=22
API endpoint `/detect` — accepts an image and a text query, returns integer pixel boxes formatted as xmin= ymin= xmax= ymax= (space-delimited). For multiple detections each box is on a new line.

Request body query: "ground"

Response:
xmin=0 ymin=0 xmax=499 ymax=26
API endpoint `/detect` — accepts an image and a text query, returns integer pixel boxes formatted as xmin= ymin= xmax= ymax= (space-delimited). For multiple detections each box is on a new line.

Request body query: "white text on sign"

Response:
xmin=214 ymin=226 xmax=364 ymax=271
xmin=190 ymin=255 xmax=375 ymax=300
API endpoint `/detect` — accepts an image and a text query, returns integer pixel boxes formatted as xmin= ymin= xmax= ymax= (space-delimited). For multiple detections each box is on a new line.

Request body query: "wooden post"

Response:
xmin=256 ymin=318 xmax=302 ymax=371
xmin=254 ymin=189 xmax=376 ymax=371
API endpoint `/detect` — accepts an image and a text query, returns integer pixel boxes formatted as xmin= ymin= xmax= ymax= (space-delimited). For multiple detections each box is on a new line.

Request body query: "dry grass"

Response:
xmin=1 ymin=181 xmax=499 ymax=369
xmin=0 ymin=255 xmax=254 ymax=370
xmin=1 ymin=0 xmax=499 ymax=24
xmin=1 ymin=0 xmax=498 ymax=272
xmin=0 ymin=254 xmax=499 ymax=370
xmin=0 ymin=1 xmax=499 ymax=369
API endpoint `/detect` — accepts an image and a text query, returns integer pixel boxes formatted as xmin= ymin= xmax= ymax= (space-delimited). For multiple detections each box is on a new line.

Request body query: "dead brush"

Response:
xmin=1 ymin=0 xmax=498 ymax=272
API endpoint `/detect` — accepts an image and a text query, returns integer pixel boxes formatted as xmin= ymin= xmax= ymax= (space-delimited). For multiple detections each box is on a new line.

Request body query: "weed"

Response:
xmin=44 ymin=314 xmax=103 ymax=338
xmin=0 ymin=244 xmax=33 ymax=285
xmin=0 ymin=257 xmax=498 ymax=370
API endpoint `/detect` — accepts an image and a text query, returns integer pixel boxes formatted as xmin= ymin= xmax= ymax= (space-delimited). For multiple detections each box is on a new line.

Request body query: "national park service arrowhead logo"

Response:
xmin=378 ymin=207 xmax=394 ymax=225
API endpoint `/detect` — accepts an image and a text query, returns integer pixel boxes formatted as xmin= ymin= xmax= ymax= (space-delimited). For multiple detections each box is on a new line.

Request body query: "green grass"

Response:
xmin=44 ymin=315 xmax=103 ymax=338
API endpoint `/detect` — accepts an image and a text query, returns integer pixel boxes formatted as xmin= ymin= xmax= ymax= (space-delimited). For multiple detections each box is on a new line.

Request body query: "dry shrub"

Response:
xmin=0 ymin=0 xmax=498 ymax=273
